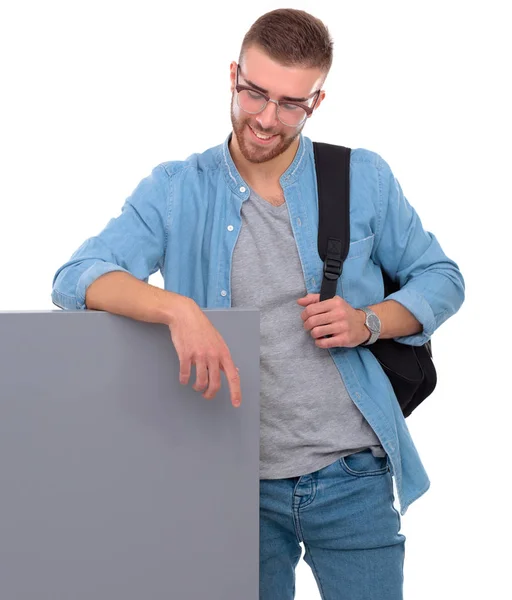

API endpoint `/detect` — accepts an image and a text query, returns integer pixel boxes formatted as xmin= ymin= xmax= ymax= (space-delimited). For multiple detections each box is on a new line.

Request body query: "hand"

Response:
xmin=167 ymin=297 xmax=241 ymax=407
xmin=297 ymin=293 xmax=370 ymax=349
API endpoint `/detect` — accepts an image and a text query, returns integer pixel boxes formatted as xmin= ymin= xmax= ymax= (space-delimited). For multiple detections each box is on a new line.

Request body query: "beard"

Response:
xmin=230 ymin=94 xmax=304 ymax=164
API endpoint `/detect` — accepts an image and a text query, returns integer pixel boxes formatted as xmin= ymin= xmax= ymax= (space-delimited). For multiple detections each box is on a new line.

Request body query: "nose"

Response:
xmin=255 ymin=99 xmax=279 ymax=130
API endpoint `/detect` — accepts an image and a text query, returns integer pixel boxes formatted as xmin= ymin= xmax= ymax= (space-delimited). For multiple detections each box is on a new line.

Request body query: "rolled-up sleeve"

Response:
xmin=51 ymin=164 xmax=171 ymax=310
xmin=372 ymin=158 xmax=465 ymax=345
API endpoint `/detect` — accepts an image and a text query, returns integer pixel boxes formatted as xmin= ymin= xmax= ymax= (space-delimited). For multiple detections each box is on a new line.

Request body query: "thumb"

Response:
xmin=297 ymin=293 xmax=321 ymax=306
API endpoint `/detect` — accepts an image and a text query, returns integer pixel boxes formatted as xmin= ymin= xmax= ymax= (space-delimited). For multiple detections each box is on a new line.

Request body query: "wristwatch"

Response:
xmin=359 ymin=307 xmax=381 ymax=345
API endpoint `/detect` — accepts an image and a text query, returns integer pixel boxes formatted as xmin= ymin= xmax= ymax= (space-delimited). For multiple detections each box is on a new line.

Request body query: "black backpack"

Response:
xmin=313 ymin=142 xmax=437 ymax=418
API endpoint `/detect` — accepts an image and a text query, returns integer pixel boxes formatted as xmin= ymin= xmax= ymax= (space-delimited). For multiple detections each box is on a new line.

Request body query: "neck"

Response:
xmin=229 ymin=133 xmax=300 ymax=189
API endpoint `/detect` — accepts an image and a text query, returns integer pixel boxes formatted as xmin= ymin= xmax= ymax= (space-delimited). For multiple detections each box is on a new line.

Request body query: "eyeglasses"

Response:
xmin=235 ymin=65 xmax=320 ymax=127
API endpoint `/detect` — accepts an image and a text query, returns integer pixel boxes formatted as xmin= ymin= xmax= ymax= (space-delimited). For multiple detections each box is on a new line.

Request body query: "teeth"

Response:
xmin=252 ymin=128 xmax=273 ymax=140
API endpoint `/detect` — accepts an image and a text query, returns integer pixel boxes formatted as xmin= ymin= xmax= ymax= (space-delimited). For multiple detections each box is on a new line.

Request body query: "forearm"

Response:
xmin=357 ymin=299 xmax=422 ymax=340
xmin=85 ymin=271 xmax=189 ymax=327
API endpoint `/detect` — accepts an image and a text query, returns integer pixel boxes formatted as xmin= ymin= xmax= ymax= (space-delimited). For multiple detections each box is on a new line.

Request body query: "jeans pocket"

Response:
xmin=339 ymin=449 xmax=389 ymax=477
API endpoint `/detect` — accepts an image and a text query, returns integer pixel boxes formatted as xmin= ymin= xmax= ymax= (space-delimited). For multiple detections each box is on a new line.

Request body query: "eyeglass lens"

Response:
xmin=237 ymin=89 xmax=307 ymax=126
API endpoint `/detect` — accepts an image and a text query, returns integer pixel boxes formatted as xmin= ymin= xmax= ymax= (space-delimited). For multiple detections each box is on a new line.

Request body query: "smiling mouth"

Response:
xmin=248 ymin=125 xmax=278 ymax=142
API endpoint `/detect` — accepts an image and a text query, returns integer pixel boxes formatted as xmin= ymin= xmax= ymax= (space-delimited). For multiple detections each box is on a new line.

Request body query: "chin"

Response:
xmin=240 ymin=123 xmax=296 ymax=164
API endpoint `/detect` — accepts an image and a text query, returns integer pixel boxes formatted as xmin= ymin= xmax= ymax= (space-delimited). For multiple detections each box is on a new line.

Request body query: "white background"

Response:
xmin=1 ymin=1 xmax=510 ymax=598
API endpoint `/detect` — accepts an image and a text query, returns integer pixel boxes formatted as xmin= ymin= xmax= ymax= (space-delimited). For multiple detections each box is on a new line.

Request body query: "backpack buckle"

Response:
xmin=323 ymin=257 xmax=343 ymax=280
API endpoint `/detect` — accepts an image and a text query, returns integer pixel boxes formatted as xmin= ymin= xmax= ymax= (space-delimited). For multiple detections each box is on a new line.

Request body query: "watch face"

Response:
xmin=367 ymin=314 xmax=380 ymax=332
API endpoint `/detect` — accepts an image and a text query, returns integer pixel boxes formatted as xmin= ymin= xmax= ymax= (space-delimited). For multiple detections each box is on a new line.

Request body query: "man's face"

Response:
xmin=230 ymin=46 xmax=325 ymax=164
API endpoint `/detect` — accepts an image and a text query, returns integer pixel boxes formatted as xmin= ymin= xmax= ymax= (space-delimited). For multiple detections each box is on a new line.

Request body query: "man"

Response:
xmin=52 ymin=8 xmax=465 ymax=600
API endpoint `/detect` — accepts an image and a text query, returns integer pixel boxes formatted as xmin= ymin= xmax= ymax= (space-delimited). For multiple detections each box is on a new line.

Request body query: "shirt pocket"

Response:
xmin=337 ymin=234 xmax=376 ymax=305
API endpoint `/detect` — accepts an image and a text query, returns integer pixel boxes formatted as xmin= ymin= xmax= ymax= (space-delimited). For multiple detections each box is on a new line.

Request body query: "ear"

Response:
xmin=308 ymin=90 xmax=326 ymax=118
xmin=230 ymin=61 xmax=238 ymax=93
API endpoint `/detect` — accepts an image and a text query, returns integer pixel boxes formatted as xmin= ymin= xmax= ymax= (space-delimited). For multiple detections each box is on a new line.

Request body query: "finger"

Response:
xmin=301 ymin=301 xmax=332 ymax=321
xmin=299 ymin=294 xmax=343 ymax=309
xmin=315 ymin=331 xmax=346 ymax=347
xmin=221 ymin=358 xmax=242 ymax=408
xmin=202 ymin=359 xmax=221 ymax=400
xmin=193 ymin=360 xmax=209 ymax=392
xmin=310 ymin=323 xmax=340 ymax=339
xmin=179 ymin=355 xmax=192 ymax=385
xmin=296 ymin=293 xmax=320 ymax=306
xmin=303 ymin=312 xmax=334 ymax=331
xmin=315 ymin=336 xmax=339 ymax=348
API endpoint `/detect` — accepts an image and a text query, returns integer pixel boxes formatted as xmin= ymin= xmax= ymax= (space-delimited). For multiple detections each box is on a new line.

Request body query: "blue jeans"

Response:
xmin=259 ymin=450 xmax=406 ymax=599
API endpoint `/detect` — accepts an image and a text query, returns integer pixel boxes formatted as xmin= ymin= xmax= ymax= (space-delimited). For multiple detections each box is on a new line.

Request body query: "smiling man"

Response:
xmin=229 ymin=44 xmax=325 ymax=209
xmin=230 ymin=45 xmax=325 ymax=165
xmin=52 ymin=8 xmax=465 ymax=600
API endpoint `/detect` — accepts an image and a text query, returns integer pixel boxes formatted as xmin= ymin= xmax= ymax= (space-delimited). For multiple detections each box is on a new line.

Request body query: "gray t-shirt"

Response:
xmin=231 ymin=189 xmax=384 ymax=479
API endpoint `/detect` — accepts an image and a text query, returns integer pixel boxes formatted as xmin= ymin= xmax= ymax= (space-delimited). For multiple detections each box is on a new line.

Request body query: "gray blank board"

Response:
xmin=0 ymin=309 xmax=260 ymax=600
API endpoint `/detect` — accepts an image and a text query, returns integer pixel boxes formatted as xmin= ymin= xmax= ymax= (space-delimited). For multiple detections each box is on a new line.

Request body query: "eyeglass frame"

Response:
xmin=235 ymin=64 xmax=321 ymax=126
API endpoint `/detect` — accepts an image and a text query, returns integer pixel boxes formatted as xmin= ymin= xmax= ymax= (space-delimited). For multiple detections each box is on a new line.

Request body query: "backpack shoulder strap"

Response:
xmin=312 ymin=142 xmax=351 ymax=301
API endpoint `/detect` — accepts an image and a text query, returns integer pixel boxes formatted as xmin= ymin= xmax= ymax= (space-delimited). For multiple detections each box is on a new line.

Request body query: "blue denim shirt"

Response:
xmin=52 ymin=134 xmax=465 ymax=515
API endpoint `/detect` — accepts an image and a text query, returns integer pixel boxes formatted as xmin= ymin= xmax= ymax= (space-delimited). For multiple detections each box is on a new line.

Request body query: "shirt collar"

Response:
xmin=220 ymin=132 xmax=310 ymax=199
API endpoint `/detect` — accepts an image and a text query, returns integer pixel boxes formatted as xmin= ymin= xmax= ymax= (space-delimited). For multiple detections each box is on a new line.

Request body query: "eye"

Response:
xmin=281 ymin=103 xmax=301 ymax=112
xmin=247 ymin=90 xmax=265 ymax=101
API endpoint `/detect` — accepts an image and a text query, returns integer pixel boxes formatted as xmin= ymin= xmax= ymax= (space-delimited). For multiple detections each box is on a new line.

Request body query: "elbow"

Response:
xmin=51 ymin=265 xmax=83 ymax=310
xmin=446 ymin=266 xmax=466 ymax=315
xmin=51 ymin=281 xmax=81 ymax=311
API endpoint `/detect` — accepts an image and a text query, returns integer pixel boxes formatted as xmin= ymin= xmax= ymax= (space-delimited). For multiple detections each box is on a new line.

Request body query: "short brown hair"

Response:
xmin=239 ymin=9 xmax=333 ymax=73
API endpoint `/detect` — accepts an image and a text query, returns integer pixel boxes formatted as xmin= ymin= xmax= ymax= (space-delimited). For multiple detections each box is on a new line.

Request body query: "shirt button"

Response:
xmin=297 ymin=217 xmax=301 ymax=226
xmin=239 ymin=186 xmax=246 ymax=193
xmin=221 ymin=290 xmax=227 ymax=297
xmin=227 ymin=225 xmax=234 ymax=231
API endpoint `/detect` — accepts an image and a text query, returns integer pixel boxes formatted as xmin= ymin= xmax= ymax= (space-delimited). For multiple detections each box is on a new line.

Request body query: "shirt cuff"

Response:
xmin=384 ymin=287 xmax=437 ymax=346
